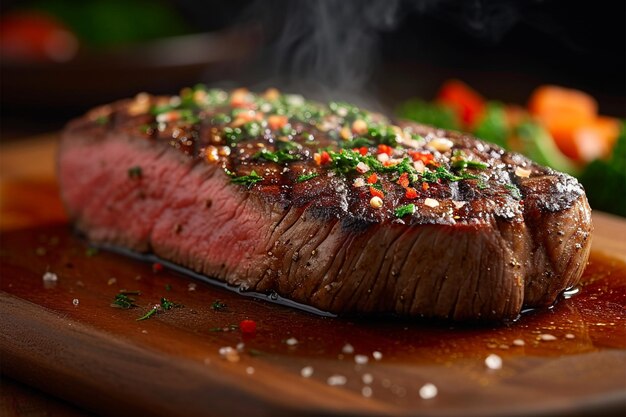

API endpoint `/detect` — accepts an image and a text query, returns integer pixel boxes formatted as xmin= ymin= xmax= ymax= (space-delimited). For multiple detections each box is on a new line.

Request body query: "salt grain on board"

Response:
xmin=419 ymin=383 xmax=438 ymax=399
xmin=327 ymin=375 xmax=347 ymax=386
xmin=372 ymin=351 xmax=383 ymax=360
xmin=354 ymin=355 xmax=369 ymax=365
xmin=342 ymin=343 xmax=354 ymax=354
xmin=300 ymin=366 xmax=314 ymax=378
xmin=485 ymin=353 xmax=503 ymax=370
xmin=285 ymin=337 xmax=298 ymax=346
xmin=539 ymin=334 xmax=557 ymax=341
xmin=362 ymin=373 xmax=373 ymax=384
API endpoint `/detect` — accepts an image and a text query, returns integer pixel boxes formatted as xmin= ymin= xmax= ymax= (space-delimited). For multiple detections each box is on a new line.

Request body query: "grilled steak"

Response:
xmin=58 ymin=87 xmax=592 ymax=320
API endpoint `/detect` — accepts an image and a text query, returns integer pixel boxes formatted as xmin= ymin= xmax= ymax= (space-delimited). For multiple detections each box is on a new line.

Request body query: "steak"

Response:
xmin=58 ymin=87 xmax=592 ymax=320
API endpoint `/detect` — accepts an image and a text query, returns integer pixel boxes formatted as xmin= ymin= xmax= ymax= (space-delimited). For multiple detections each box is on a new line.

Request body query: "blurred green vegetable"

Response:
xmin=515 ymin=121 xmax=580 ymax=176
xmin=473 ymin=102 xmax=509 ymax=148
xmin=579 ymin=121 xmax=626 ymax=216
xmin=30 ymin=0 xmax=188 ymax=47
xmin=396 ymin=99 xmax=459 ymax=131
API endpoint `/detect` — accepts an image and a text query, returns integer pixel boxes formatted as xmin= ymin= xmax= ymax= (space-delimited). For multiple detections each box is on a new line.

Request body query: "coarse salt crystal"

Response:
xmin=565 ymin=333 xmax=575 ymax=339
xmin=515 ymin=167 xmax=532 ymax=178
xmin=72 ymin=298 xmax=79 ymax=306
xmin=539 ymin=334 xmax=557 ymax=341
xmin=413 ymin=160 xmax=425 ymax=173
xmin=218 ymin=346 xmax=240 ymax=362
xmin=342 ymin=343 xmax=354 ymax=354
xmin=424 ymin=198 xmax=439 ymax=208
xmin=355 ymin=162 xmax=370 ymax=173
xmin=419 ymin=383 xmax=438 ymax=399
xmin=286 ymin=337 xmax=298 ymax=346
xmin=512 ymin=339 xmax=525 ymax=346
xmin=377 ymin=153 xmax=390 ymax=163
xmin=353 ymin=177 xmax=366 ymax=188
xmin=372 ymin=351 xmax=383 ymax=361
xmin=188 ymin=283 xmax=197 ymax=291
xmin=300 ymin=366 xmax=314 ymax=378
xmin=453 ymin=200 xmax=466 ymax=209
xmin=485 ymin=353 xmax=502 ymax=370
xmin=43 ymin=272 xmax=58 ymax=282
xmin=354 ymin=355 xmax=369 ymax=365
xmin=236 ymin=342 xmax=245 ymax=352
xmin=327 ymin=375 xmax=347 ymax=386
xmin=362 ymin=373 xmax=373 ymax=384
xmin=361 ymin=386 xmax=373 ymax=398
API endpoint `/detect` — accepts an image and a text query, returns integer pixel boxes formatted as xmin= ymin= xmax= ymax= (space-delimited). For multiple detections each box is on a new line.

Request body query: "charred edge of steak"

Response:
xmin=59 ymin=87 xmax=593 ymax=321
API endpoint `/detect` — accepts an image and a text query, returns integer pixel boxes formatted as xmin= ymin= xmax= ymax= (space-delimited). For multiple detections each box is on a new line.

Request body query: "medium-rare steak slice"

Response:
xmin=58 ymin=87 xmax=592 ymax=320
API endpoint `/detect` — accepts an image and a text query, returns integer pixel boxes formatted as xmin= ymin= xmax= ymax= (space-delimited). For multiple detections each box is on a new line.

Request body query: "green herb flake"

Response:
xmin=296 ymin=173 xmax=319 ymax=183
xmin=85 ymin=247 xmax=99 ymax=257
xmin=160 ymin=297 xmax=181 ymax=310
xmin=452 ymin=159 xmax=489 ymax=170
xmin=253 ymin=149 xmax=301 ymax=164
xmin=136 ymin=308 xmax=158 ymax=321
xmin=128 ymin=166 xmax=143 ymax=179
xmin=111 ymin=293 xmax=138 ymax=309
xmin=211 ymin=300 xmax=227 ymax=311
xmin=394 ymin=204 xmax=416 ymax=218
xmin=95 ymin=115 xmax=109 ymax=126
xmin=505 ymin=184 xmax=522 ymax=200
xmin=231 ymin=170 xmax=264 ymax=187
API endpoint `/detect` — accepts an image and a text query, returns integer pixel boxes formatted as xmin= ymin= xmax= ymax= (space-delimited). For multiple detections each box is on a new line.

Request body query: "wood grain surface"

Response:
xmin=1 ymin=135 xmax=625 ymax=417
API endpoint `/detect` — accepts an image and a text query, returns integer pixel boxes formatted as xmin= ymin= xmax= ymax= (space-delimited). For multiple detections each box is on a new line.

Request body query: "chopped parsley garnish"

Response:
xmin=160 ymin=297 xmax=180 ymax=310
xmin=296 ymin=173 xmax=319 ymax=183
xmin=451 ymin=159 xmax=489 ymax=170
xmin=394 ymin=203 xmax=416 ymax=218
xmin=505 ymin=184 xmax=522 ymax=199
xmin=95 ymin=115 xmax=109 ymax=125
xmin=111 ymin=293 xmax=137 ymax=309
xmin=136 ymin=308 xmax=157 ymax=321
xmin=340 ymin=137 xmax=373 ymax=149
xmin=128 ymin=166 xmax=142 ymax=179
xmin=211 ymin=300 xmax=227 ymax=311
xmin=230 ymin=170 xmax=264 ymax=187
xmin=136 ymin=297 xmax=181 ymax=321
xmin=253 ymin=149 xmax=301 ymax=164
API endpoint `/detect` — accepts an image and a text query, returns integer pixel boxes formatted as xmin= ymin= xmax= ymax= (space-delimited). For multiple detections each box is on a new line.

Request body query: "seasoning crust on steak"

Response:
xmin=58 ymin=87 xmax=592 ymax=320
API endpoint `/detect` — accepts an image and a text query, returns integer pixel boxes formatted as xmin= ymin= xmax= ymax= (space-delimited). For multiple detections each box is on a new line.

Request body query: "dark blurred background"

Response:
xmin=1 ymin=0 xmax=624 ymax=140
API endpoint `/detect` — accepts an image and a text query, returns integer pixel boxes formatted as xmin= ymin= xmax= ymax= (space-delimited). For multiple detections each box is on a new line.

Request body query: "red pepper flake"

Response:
xmin=152 ymin=262 xmax=164 ymax=273
xmin=367 ymin=173 xmax=378 ymax=184
xmin=268 ymin=115 xmax=289 ymax=130
xmin=358 ymin=146 xmax=369 ymax=156
xmin=314 ymin=151 xmax=331 ymax=165
xmin=370 ymin=187 xmax=384 ymax=198
xmin=422 ymin=182 xmax=430 ymax=191
xmin=405 ymin=187 xmax=418 ymax=199
xmin=410 ymin=151 xmax=435 ymax=165
xmin=397 ymin=172 xmax=409 ymax=188
xmin=240 ymin=319 xmax=257 ymax=334
xmin=377 ymin=144 xmax=393 ymax=156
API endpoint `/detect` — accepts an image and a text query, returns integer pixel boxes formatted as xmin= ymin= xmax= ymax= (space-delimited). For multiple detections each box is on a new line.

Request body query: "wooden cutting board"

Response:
xmin=1 ymin=135 xmax=625 ymax=417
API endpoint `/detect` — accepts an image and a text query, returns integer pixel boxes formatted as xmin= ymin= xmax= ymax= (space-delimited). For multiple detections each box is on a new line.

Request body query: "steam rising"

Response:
xmin=243 ymin=0 xmax=534 ymax=98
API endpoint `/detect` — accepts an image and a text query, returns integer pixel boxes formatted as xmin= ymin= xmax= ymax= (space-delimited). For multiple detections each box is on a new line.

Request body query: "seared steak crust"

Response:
xmin=59 ymin=88 xmax=592 ymax=320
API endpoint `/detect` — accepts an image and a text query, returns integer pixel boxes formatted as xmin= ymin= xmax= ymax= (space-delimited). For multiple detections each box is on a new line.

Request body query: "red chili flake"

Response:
xmin=410 ymin=151 xmax=435 ymax=165
xmin=370 ymin=187 xmax=384 ymax=198
xmin=240 ymin=319 xmax=257 ymax=334
xmin=367 ymin=173 xmax=378 ymax=184
xmin=422 ymin=182 xmax=430 ymax=191
xmin=377 ymin=144 xmax=393 ymax=156
xmin=397 ymin=172 xmax=409 ymax=188
xmin=405 ymin=187 xmax=418 ymax=199
xmin=267 ymin=115 xmax=288 ymax=130
xmin=152 ymin=262 xmax=164 ymax=273
xmin=315 ymin=151 xmax=331 ymax=165
xmin=358 ymin=146 xmax=369 ymax=156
